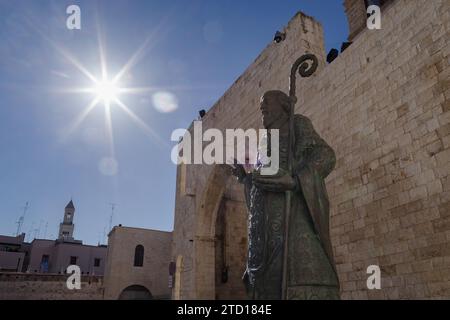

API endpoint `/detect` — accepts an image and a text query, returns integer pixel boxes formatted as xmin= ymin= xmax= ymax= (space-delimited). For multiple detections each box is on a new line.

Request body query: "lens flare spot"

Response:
xmin=152 ymin=91 xmax=178 ymax=113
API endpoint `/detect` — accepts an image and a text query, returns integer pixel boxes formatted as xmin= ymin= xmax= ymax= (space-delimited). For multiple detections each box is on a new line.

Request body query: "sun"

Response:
xmin=55 ymin=29 xmax=167 ymax=147
xmin=94 ymin=80 xmax=119 ymax=105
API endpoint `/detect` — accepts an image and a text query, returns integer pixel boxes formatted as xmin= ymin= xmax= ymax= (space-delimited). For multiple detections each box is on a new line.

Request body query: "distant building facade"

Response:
xmin=0 ymin=200 xmax=107 ymax=275
xmin=1 ymin=201 xmax=174 ymax=300
xmin=0 ymin=233 xmax=28 ymax=272
xmin=26 ymin=239 xmax=107 ymax=275
xmin=103 ymin=226 xmax=172 ymax=300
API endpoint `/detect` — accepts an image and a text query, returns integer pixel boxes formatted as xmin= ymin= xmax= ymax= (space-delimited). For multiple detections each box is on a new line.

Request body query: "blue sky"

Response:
xmin=0 ymin=0 xmax=348 ymax=245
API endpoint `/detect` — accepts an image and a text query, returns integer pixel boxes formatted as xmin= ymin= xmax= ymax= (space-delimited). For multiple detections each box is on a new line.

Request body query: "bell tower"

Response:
xmin=58 ymin=200 xmax=75 ymax=241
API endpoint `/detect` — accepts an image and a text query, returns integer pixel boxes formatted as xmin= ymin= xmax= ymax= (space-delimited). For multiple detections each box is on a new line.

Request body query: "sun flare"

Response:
xmin=94 ymin=80 xmax=119 ymax=105
xmin=54 ymin=28 xmax=168 ymax=148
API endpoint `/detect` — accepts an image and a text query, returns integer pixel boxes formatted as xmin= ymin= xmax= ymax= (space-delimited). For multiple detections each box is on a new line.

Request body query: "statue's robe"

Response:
xmin=243 ymin=114 xmax=340 ymax=300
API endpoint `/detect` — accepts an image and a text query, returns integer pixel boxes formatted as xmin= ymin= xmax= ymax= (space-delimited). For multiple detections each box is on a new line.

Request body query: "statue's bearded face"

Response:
xmin=260 ymin=94 xmax=288 ymax=129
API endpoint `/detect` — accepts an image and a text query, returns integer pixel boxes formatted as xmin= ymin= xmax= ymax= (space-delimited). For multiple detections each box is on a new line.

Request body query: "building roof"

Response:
xmin=0 ymin=233 xmax=25 ymax=246
xmin=108 ymin=225 xmax=173 ymax=237
xmin=65 ymin=200 xmax=75 ymax=209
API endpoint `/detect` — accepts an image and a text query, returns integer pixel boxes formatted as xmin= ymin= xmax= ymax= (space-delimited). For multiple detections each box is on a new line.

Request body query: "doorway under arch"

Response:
xmin=118 ymin=285 xmax=153 ymax=300
xmin=194 ymin=164 xmax=248 ymax=299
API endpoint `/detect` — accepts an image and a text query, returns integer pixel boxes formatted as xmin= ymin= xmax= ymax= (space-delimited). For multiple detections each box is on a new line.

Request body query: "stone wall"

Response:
xmin=344 ymin=0 xmax=396 ymax=41
xmin=303 ymin=0 xmax=450 ymax=299
xmin=213 ymin=188 xmax=248 ymax=300
xmin=344 ymin=0 xmax=368 ymax=41
xmin=0 ymin=273 xmax=103 ymax=300
xmin=103 ymin=226 xmax=172 ymax=300
xmin=171 ymin=0 xmax=450 ymax=299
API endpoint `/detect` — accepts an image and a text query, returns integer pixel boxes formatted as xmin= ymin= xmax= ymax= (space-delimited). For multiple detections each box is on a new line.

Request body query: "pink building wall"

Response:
xmin=0 ymin=234 xmax=26 ymax=272
xmin=0 ymin=251 xmax=24 ymax=271
xmin=27 ymin=240 xmax=54 ymax=273
xmin=27 ymin=240 xmax=107 ymax=275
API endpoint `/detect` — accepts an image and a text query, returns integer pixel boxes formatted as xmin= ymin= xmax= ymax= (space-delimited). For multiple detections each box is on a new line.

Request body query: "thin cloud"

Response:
xmin=50 ymin=70 xmax=70 ymax=79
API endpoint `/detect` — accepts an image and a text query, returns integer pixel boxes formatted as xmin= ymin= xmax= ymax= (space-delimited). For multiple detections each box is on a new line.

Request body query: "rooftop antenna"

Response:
xmin=27 ymin=221 xmax=35 ymax=242
xmin=43 ymin=222 xmax=48 ymax=239
xmin=37 ymin=220 xmax=43 ymax=239
xmin=103 ymin=226 xmax=107 ymax=245
xmin=16 ymin=201 xmax=29 ymax=236
xmin=108 ymin=203 xmax=117 ymax=233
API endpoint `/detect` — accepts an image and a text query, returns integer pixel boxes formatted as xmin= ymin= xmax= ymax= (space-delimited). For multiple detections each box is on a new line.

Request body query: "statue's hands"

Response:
xmin=252 ymin=170 xmax=297 ymax=192
xmin=230 ymin=163 xmax=247 ymax=183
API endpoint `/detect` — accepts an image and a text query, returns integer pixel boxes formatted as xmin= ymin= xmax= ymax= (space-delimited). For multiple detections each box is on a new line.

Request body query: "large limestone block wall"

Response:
xmin=0 ymin=273 xmax=103 ymax=300
xmin=344 ymin=0 xmax=374 ymax=41
xmin=171 ymin=0 xmax=450 ymax=299
xmin=300 ymin=0 xmax=450 ymax=299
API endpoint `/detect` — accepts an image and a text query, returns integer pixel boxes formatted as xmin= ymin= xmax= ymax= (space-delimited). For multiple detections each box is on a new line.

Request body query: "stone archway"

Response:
xmin=194 ymin=164 xmax=247 ymax=299
xmin=118 ymin=285 xmax=153 ymax=300
xmin=194 ymin=165 xmax=229 ymax=299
